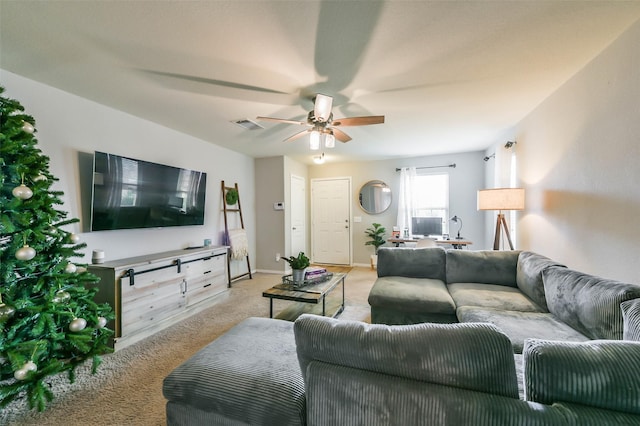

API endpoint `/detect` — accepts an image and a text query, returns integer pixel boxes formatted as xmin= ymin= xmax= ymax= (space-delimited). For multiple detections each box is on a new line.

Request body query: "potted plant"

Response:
xmin=365 ymin=223 xmax=387 ymax=269
xmin=282 ymin=251 xmax=310 ymax=284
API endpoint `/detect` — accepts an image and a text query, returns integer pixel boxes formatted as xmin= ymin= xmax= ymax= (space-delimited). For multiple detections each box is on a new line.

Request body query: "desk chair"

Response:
xmin=416 ymin=238 xmax=437 ymax=248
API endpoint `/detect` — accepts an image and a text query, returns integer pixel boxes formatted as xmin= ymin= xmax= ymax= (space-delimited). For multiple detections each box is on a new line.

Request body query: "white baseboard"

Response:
xmin=255 ymin=269 xmax=284 ymax=275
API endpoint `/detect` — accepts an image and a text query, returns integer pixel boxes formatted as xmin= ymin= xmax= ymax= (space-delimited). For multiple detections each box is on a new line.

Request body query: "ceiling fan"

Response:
xmin=256 ymin=94 xmax=384 ymax=148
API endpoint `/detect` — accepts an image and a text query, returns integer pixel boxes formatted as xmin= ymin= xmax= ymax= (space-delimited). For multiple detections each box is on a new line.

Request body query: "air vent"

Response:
xmin=231 ymin=119 xmax=264 ymax=130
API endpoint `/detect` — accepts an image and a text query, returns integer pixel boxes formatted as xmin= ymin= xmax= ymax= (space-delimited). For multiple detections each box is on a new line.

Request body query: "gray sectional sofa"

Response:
xmin=164 ymin=314 xmax=640 ymax=425
xmin=163 ymin=248 xmax=640 ymax=425
xmin=368 ymin=247 xmax=640 ymax=353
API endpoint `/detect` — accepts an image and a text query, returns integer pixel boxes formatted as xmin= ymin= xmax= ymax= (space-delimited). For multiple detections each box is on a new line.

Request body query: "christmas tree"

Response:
xmin=0 ymin=87 xmax=114 ymax=411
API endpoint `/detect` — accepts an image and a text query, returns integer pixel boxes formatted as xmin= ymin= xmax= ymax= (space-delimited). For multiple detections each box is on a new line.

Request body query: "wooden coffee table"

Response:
xmin=262 ymin=273 xmax=346 ymax=321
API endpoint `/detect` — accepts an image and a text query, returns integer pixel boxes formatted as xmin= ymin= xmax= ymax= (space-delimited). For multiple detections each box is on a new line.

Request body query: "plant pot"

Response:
xmin=292 ymin=268 xmax=307 ymax=285
xmin=370 ymin=254 xmax=378 ymax=270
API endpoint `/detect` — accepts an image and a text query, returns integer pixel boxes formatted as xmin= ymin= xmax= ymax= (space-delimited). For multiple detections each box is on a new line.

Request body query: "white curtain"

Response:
xmin=396 ymin=167 xmax=416 ymax=236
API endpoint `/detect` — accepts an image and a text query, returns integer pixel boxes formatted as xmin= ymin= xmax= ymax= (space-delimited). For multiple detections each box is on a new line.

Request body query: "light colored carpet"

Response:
xmin=2 ymin=266 xmax=377 ymax=426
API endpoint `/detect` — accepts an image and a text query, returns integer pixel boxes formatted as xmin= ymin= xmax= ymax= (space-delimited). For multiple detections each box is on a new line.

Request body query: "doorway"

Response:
xmin=311 ymin=177 xmax=351 ymax=265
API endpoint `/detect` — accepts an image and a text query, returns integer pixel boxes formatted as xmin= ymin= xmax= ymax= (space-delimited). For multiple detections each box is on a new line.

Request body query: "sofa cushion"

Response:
xmin=543 ymin=267 xmax=640 ymax=340
xmin=621 ymin=299 xmax=640 ymax=341
xmin=163 ymin=317 xmax=305 ymax=426
xmin=376 ymin=247 xmax=446 ymax=281
xmin=524 ymin=339 xmax=640 ymax=415
xmin=448 ymin=283 xmax=545 ymax=312
xmin=304 ymin=362 xmax=568 ymax=426
xmin=457 ymin=306 xmax=589 ymax=353
xmin=516 ymin=251 xmax=565 ymax=311
xmin=368 ymin=276 xmax=456 ymax=315
xmin=446 ymin=250 xmax=520 ymax=287
xmin=294 ymin=314 xmax=519 ymax=398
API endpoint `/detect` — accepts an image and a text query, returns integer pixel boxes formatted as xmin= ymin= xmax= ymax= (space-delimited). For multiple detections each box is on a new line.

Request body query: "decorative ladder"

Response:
xmin=221 ymin=181 xmax=252 ymax=284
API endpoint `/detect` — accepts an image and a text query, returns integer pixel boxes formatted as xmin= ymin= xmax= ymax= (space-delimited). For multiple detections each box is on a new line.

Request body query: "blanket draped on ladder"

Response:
xmin=228 ymin=228 xmax=249 ymax=260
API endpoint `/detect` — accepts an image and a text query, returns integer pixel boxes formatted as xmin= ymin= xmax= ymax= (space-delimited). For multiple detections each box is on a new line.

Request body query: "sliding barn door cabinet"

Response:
xmin=89 ymin=246 xmax=228 ymax=350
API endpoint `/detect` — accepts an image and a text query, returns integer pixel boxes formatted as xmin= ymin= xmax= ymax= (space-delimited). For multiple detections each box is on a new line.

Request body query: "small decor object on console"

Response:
xmin=282 ymin=252 xmax=310 ymax=285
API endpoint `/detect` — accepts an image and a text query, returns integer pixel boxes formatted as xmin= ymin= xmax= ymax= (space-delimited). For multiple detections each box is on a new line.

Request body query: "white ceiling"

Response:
xmin=2 ymin=1 xmax=640 ymax=164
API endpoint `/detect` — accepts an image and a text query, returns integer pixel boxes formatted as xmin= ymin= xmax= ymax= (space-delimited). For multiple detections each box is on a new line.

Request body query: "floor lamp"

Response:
xmin=477 ymin=188 xmax=525 ymax=250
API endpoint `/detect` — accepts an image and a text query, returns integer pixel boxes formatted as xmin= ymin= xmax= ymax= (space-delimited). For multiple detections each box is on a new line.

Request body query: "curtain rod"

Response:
xmin=395 ymin=163 xmax=456 ymax=171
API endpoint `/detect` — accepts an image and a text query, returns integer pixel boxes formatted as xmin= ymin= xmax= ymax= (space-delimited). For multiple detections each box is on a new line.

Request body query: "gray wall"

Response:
xmin=309 ymin=151 xmax=487 ymax=265
xmin=255 ymin=157 xmax=285 ymax=273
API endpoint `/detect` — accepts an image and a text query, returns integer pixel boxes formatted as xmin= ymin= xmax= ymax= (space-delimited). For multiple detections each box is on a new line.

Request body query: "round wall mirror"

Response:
xmin=359 ymin=180 xmax=392 ymax=214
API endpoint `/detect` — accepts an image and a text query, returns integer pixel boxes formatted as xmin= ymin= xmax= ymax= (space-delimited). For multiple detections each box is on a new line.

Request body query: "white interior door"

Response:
xmin=290 ymin=175 xmax=306 ymax=256
xmin=311 ymin=177 xmax=351 ymax=265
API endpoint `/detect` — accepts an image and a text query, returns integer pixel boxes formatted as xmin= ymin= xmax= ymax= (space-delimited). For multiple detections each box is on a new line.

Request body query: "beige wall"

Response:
xmin=514 ymin=19 xmax=640 ymax=282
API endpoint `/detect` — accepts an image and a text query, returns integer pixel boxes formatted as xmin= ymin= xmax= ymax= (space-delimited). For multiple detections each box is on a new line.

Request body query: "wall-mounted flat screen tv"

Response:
xmin=91 ymin=151 xmax=206 ymax=231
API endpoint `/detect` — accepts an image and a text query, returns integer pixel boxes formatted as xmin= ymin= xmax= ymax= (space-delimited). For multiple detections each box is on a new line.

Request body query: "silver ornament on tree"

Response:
xmin=33 ymin=174 xmax=47 ymax=182
xmin=0 ymin=303 xmax=16 ymax=322
xmin=14 ymin=368 xmax=29 ymax=381
xmin=23 ymin=361 xmax=38 ymax=372
xmin=69 ymin=317 xmax=87 ymax=332
xmin=15 ymin=245 xmax=36 ymax=261
xmin=22 ymin=120 xmax=35 ymax=134
xmin=97 ymin=316 xmax=108 ymax=328
xmin=12 ymin=184 xmax=33 ymax=200
xmin=65 ymin=263 xmax=77 ymax=274
xmin=69 ymin=233 xmax=80 ymax=244
xmin=52 ymin=290 xmax=71 ymax=303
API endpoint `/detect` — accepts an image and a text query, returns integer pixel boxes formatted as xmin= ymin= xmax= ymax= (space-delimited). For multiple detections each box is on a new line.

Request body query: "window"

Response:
xmin=413 ymin=173 xmax=449 ymax=234
xmin=397 ymin=167 xmax=450 ymax=236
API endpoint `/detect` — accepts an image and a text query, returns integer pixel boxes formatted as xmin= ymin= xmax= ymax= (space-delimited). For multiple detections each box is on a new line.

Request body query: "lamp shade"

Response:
xmin=477 ymin=188 xmax=525 ymax=211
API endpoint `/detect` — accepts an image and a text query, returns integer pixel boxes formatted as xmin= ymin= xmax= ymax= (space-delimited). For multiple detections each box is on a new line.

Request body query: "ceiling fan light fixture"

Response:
xmin=313 ymin=94 xmax=333 ymax=122
xmin=324 ymin=132 xmax=335 ymax=148
xmin=310 ymin=131 xmax=321 ymax=150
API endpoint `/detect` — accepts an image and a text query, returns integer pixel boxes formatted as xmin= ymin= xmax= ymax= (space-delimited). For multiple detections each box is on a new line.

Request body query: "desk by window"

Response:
xmin=387 ymin=238 xmax=473 ymax=250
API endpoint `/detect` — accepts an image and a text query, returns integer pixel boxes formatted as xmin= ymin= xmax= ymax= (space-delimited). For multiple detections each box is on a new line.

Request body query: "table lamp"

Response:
xmin=477 ymin=188 xmax=525 ymax=250
xmin=449 ymin=215 xmax=463 ymax=239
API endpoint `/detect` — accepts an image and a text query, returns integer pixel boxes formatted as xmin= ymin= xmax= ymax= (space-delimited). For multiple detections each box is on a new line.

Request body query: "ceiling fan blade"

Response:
xmin=141 ymin=70 xmax=291 ymax=94
xmin=332 ymin=116 xmax=385 ymax=126
xmin=313 ymin=94 xmax=333 ymax=122
xmin=332 ymin=128 xmax=352 ymax=143
xmin=256 ymin=116 xmax=308 ymax=125
xmin=284 ymin=129 xmax=311 ymax=143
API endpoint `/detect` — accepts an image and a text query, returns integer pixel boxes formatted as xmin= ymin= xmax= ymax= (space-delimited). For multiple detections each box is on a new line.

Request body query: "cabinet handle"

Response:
xmin=203 ymin=283 xmax=212 ymax=288
xmin=203 ymin=270 xmax=212 ymax=274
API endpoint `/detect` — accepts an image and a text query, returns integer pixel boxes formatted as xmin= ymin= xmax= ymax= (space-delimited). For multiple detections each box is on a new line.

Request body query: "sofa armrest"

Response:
xmin=516 ymin=251 xmax=565 ymax=311
xmin=294 ymin=314 xmax=519 ymax=398
xmin=524 ymin=339 xmax=640 ymax=415
xmin=621 ymin=298 xmax=640 ymax=341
